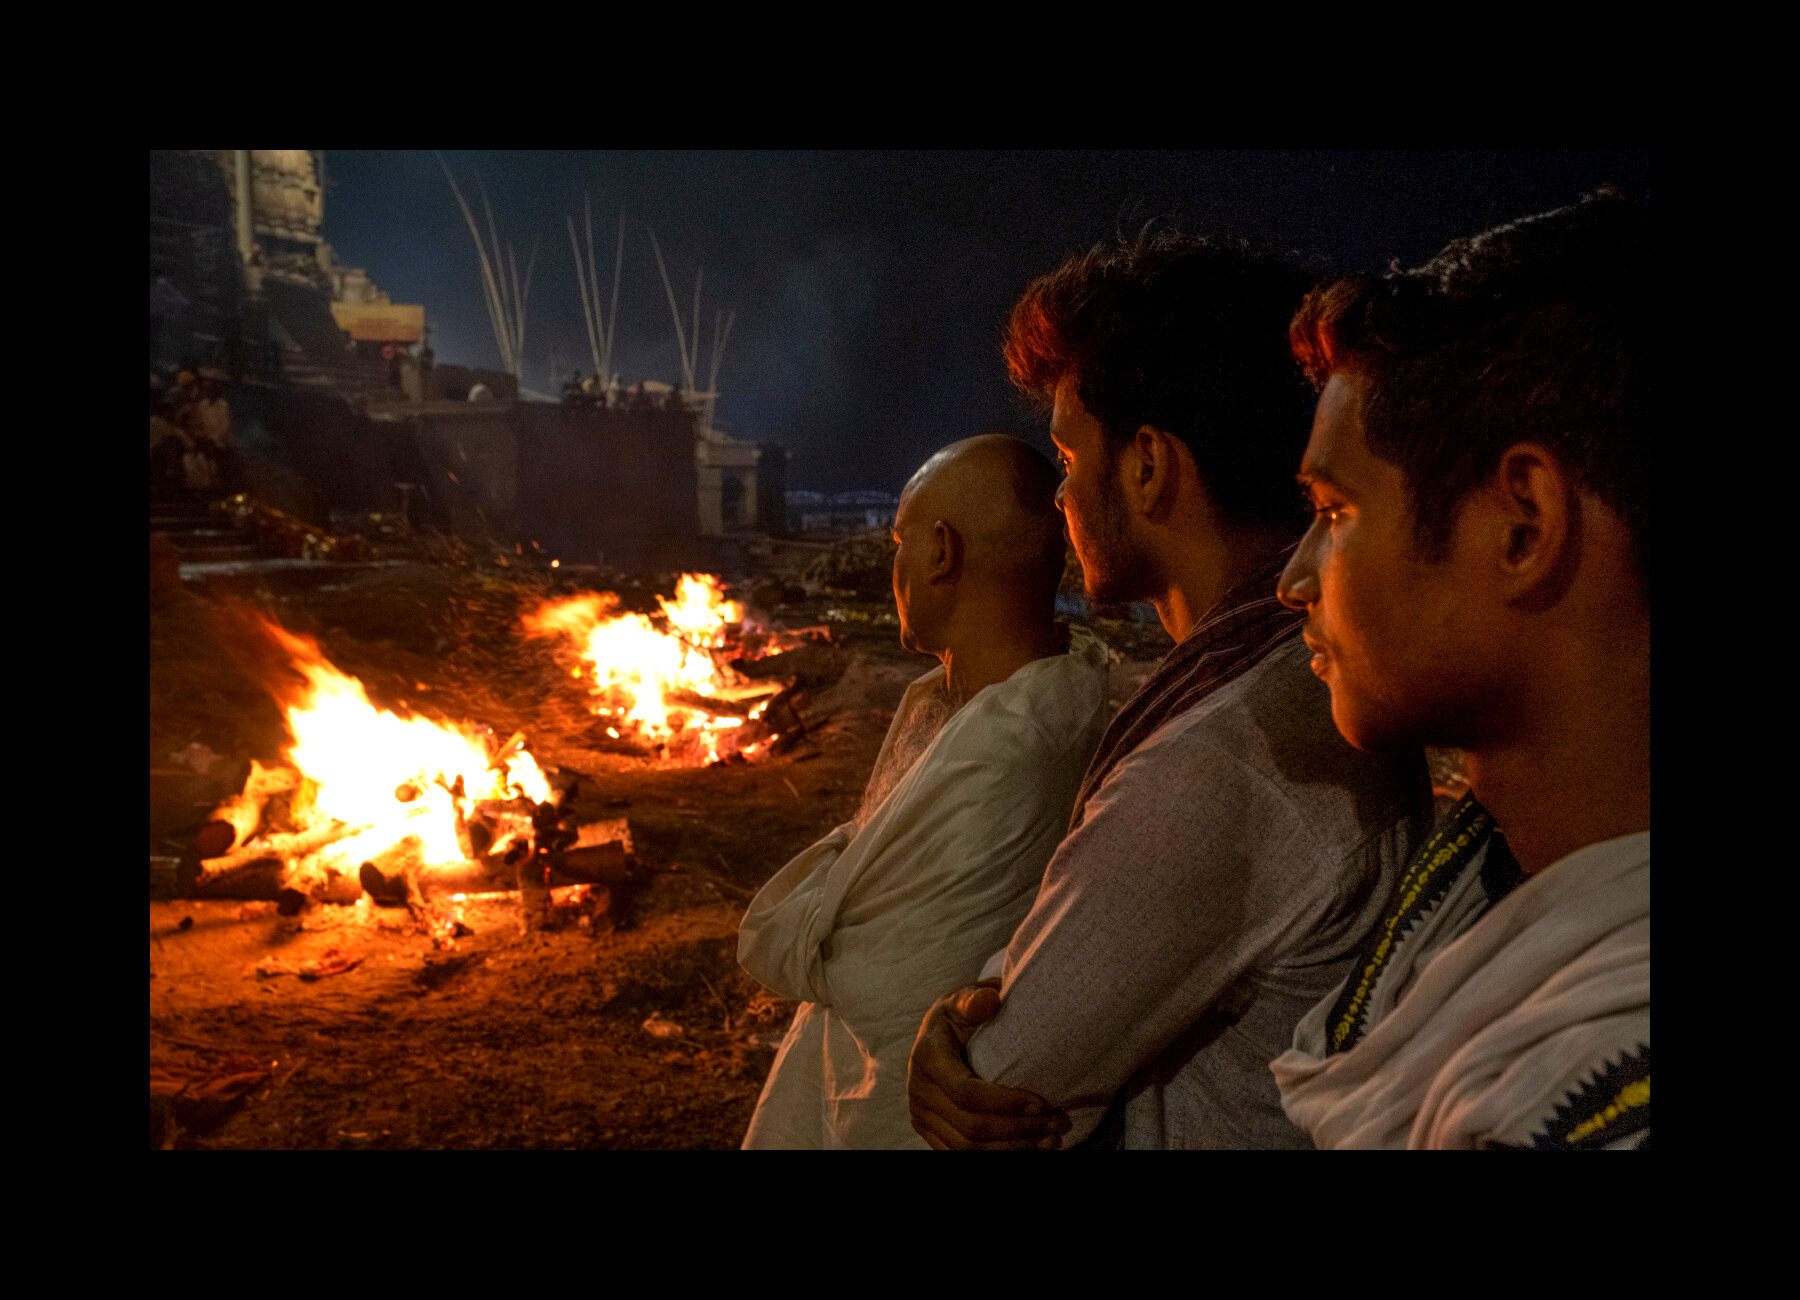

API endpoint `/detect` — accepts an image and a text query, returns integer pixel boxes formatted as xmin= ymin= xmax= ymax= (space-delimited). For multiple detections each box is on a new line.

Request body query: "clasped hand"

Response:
xmin=906 ymin=980 xmax=1072 ymax=1150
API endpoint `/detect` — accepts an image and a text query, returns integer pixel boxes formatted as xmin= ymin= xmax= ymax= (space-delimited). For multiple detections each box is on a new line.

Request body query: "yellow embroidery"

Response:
xmin=1566 ymin=1075 xmax=1650 ymax=1145
xmin=1328 ymin=809 xmax=1489 ymax=1050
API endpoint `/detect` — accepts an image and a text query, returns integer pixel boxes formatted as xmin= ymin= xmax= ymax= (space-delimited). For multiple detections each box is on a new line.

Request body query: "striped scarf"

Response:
xmin=1069 ymin=544 xmax=1304 ymax=832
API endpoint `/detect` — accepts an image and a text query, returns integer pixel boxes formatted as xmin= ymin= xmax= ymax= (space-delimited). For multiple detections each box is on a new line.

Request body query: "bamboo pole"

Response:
xmin=506 ymin=243 xmax=522 ymax=374
xmin=507 ymin=241 xmax=529 ymax=374
xmin=477 ymin=176 xmax=515 ymax=375
xmin=517 ymin=237 xmax=538 ymax=371
xmin=585 ymin=196 xmax=606 ymax=380
xmin=690 ymin=268 xmax=703 ymax=390
xmin=569 ymin=215 xmax=603 ymax=379
xmin=646 ymin=226 xmax=695 ymax=392
xmin=604 ymin=209 xmax=626 ymax=381
xmin=605 ymin=210 xmax=624 ymax=383
xmin=709 ymin=308 xmax=735 ymax=392
xmin=583 ymin=198 xmax=604 ymax=376
xmin=479 ymin=179 xmax=509 ymax=329
xmin=437 ymin=154 xmax=513 ymax=379
xmin=594 ymin=196 xmax=615 ymax=379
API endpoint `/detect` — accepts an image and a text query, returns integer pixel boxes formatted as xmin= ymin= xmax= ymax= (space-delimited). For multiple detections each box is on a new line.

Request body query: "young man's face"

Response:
xmin=1049 ymin=375 xmax=1149 ymax=605
xmin=1279 ymin=370 xmax=1488 ymax=753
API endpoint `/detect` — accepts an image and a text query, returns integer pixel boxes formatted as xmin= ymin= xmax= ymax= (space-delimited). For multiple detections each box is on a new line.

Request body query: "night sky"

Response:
xmin=320 ymin=150 xmax=1650 ymax=495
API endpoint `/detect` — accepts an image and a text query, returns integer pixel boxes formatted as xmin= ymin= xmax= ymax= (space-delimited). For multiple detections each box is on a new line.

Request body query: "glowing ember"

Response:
xmin=525 ymin=573 xmax=777 ymax=764
xmin=258 ymin=620 xmax=549 ymax=885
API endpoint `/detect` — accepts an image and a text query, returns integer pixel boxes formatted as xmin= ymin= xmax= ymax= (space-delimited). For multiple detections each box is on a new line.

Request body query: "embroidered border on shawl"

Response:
xmin=1524 ymin=1045 xmax=1651 ymax=1150
xmin=1323 ymin=794 xmax=1498 ymax=1055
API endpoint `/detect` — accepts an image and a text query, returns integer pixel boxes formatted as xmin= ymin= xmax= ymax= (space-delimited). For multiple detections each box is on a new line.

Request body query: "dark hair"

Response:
xmin=1290 ymin=189 xmax=1649 ymax=585
xmin=1005 ymin=228 xmax=1319 ymax=534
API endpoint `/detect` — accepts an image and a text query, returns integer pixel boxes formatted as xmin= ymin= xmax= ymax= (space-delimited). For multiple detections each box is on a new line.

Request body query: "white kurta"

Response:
xmin=1271 ymin=832 xmax=1650 ymax=1148
xmin=737 ymin=627 xmax=1111 ymax=1149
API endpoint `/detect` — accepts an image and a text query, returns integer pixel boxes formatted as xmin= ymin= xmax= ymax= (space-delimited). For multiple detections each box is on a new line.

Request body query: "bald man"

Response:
xmin=737 ymin=436 xmax=1111 ymax=1149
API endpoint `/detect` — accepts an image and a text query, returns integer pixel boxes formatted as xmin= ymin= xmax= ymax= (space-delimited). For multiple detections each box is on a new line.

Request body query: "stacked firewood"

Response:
xmin=190 ymin=761 xmax=647 ymax=924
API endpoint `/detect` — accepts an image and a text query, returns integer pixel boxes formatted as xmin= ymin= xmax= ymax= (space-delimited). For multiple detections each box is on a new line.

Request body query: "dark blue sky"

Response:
xmin=319 ymin=150 xmax=1650 ymax=494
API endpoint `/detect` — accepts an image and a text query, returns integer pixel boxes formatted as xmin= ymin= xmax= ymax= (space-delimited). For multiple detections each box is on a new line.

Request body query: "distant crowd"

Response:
xmin=149 ymin=369 xmax=234 ymax=500
xmin=559 ymin=372 xmax=691 ymax=412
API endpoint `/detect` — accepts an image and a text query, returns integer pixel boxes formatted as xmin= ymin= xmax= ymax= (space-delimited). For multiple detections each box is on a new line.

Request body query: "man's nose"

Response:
xmin=1277 ymin=536 xmax=1320 ymax=610
xmin=1053 ymin=478 xmax=1067 ymax=512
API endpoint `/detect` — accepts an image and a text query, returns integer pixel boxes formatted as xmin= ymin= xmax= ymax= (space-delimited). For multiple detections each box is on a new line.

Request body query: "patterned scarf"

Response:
xmin=1069 ymin=544 xmax=1304 ymax=832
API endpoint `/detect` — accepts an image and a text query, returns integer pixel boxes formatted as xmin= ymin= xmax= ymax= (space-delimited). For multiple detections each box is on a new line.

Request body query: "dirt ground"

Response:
xmin=148 ymin=555 xmax=1170 ymax=1149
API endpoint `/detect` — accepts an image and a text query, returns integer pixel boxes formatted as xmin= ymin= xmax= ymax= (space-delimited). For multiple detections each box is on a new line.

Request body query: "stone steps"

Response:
xmin=150 ymin=506 xmax=261 ymax=563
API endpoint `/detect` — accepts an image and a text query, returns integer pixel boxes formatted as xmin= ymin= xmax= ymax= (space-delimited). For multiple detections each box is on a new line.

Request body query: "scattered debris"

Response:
xmin=169 ymin=741 xmax=225 ymax=776
xmin=642 ymin=1015 xmax=684 ymax=1039
xmin=254 ymin=946 xmax=364 ymax=981
xmin=799 ymin=529 xmax=896 ymax=597
xmin=214 ymin=493 xmax=369 ymax=562
xmin=151 ymin=1051 xmax=274 ymax=1147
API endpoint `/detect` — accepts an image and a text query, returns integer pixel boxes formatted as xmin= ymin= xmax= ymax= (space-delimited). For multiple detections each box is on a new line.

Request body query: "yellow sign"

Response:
xmin=330 ymin=302 xmax=425 ymax=342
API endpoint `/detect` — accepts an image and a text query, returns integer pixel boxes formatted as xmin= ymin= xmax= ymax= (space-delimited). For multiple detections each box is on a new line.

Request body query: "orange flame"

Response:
xmin=524 ymin=573 xmax=755 ymax=764
xmin=259 ymin=621 xmax=549 ymax=879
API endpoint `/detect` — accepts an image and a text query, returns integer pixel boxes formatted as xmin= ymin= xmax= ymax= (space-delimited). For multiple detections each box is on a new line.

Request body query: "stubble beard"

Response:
xmin=1075 ymin=469 xmax=1152 ymax=607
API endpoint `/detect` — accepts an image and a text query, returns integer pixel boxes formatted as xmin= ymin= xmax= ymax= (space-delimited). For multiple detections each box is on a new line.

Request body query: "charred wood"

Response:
xmin=197 ymin=820 xmax=372 ymax=881
xmin=188 ymin=856 xmax=285 ymax=899
xmin=185 ymin=857 xmax=360 ymax=903
xmin=194 ymin=761 xmax=301 ymax=858
xmin=358 ymin=834 xmax=427 ymax=907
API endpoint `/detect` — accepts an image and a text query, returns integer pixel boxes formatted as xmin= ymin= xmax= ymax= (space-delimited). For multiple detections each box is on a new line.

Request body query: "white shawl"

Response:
xmin=1271 ymin=832 xmax=1649 ymax=1149
xmin=737 ymin=627 xmax=1110 ymax=1149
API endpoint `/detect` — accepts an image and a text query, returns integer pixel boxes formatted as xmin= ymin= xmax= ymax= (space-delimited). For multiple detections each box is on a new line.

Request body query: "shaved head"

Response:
xmin=899 ymin=434 xmax=1067 ymax=608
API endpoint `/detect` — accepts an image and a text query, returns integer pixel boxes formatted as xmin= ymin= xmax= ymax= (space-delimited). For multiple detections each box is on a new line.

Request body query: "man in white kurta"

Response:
xmin=737 ymin=435 xmax=1109 ymax=1149
xmin=738 ymin=627 xmax=1108 ymax=1148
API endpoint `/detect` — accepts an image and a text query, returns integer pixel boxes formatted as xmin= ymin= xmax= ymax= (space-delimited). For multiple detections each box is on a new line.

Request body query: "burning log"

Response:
xmin=194 ymin=761 xmax=302 ymax=858
xmin=666 ymin=683 xmax=786 ymax=719
xmin=196 ymin=820 xmax=373 ymax=883
xmin=190 ymin=856 xmax=285 ymax=900
xmin=356 ymin=834 xmax=428 ymax=906
xmin=187 ymin=855 xmax=361 ymax=905
xmin=361 ymin=819 xmax=633 ymax=901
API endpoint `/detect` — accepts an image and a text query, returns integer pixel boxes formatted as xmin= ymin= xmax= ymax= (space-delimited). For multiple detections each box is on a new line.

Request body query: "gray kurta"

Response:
xmin=967 ymin=636 xmax=1433 ymax=1148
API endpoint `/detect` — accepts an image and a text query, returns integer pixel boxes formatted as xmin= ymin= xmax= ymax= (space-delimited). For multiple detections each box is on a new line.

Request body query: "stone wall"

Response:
xmin=228 ymin=384 xmax=702 ymax=572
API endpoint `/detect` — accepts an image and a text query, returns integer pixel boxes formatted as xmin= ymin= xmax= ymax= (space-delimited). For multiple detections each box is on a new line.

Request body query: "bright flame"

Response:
xmin=524 ymin=573 xmax=760 ymax=764
xmin=260 ymin=621 xmax=549 ymax=878
xmin=659 ymin=573 xmax=743 ymax=646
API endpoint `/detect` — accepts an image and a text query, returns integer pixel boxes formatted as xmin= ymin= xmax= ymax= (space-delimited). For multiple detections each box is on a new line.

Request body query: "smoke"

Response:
xmin=705 ymin=236 xmax=881 ymax=434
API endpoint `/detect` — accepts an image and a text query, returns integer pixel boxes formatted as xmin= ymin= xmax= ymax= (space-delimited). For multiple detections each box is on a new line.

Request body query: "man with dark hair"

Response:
xmin=1270 ymin=191 xmax=1649 ymax=1148
xmin=905 ymin=232 xmax=1434 ymax=1149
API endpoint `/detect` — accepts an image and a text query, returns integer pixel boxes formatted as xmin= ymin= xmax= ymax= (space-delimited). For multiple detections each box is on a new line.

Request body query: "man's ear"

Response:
xmin=929 ymin=519 xmax=963 ymax=583
xmin=1121 ymin=426 xmax=1188 ymax=520
xmin=1486 ymin=443 xmax=1582 ymax=612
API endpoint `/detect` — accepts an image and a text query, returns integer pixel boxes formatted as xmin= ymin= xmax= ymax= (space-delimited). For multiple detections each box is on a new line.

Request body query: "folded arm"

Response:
xmin=735 ymin=822 xmax=858 ymax=1004
xmin=965 ymin=740 xmax=1329 ymax=1146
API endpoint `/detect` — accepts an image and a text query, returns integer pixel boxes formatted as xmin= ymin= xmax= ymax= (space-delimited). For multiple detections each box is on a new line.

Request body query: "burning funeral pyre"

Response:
xmin=190 ymin=574 xmax=825 ymax=920
xmin=194 ymin=618 xmax=641 ymax=923
xmin=522 ymin=572 xmax=824 ymax=766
